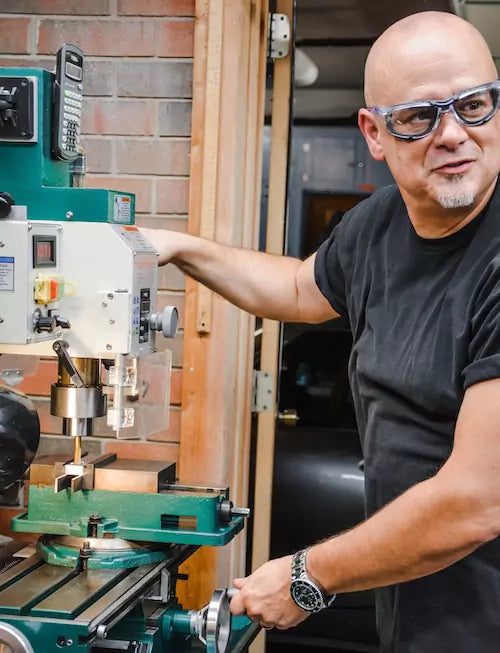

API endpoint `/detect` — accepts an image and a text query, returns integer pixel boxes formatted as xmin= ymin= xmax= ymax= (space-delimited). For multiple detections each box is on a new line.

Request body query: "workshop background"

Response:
xmin=0 ymin=0 xmax=195 ymax=534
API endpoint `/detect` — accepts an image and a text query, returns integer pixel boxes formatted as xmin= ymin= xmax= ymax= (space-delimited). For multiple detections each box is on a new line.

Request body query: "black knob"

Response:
xmin=35 ymin=315 xmax=56 ymax=333
xmin=0 ymin=192 xmax=14 ymax=219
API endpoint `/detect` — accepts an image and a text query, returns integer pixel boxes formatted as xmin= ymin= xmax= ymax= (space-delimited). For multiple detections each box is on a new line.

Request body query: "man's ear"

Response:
xmin=358 ymin=108 xmax=385 ymax=162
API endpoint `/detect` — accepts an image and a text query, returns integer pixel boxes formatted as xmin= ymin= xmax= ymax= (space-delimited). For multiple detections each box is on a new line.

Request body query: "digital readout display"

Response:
xmin=33 ymin=235 xmax=56 ymax=268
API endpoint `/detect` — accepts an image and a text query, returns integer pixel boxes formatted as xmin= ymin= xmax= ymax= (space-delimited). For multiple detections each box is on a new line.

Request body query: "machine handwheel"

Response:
xmin=0 ymin=623 xmax=34 ymax=653
xmin=205 ymin=589 xmax=232 ymax=653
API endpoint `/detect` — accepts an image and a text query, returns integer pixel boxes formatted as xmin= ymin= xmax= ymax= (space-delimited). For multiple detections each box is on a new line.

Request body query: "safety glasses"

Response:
xmin=369 ymin=80 xmax=500 ymax=140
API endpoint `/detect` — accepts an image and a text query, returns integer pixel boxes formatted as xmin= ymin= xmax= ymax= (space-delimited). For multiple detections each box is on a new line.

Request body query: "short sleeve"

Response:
xmin=314 ymin=223 xmax=348 ymax=317
xmin=462 ymin=262 xmax=500 ymax=389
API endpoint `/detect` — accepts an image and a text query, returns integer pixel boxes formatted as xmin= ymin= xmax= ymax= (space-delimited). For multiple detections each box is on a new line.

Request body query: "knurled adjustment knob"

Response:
xmin=0 ymin=192 xmax=15 ymax=219
xmin=149 ymin=306 xmax=178 ymax=339
xmin=35 ymin=315 xmax=56 ymax=333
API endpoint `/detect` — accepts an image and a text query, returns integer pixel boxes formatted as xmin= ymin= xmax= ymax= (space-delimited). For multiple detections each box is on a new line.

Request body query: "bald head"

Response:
xmin=364 ymin=11 xmax=497 ymax=107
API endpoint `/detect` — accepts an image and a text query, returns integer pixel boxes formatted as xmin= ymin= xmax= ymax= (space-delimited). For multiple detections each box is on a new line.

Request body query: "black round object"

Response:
xmin=0 ymin=192 xmax=15 ymax=219
xmin=0 ymin=387 xmax=40 ymax=490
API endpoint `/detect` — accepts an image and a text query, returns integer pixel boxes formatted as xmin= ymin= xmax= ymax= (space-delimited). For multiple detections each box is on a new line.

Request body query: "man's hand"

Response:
xmin=139 ymin=227 xmax=181 ymax=265
xmin=229 ymin=556 xmax=310 ymax=630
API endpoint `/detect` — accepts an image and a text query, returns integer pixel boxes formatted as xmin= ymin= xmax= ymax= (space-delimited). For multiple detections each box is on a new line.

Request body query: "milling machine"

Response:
xmin=0 ymin=45 xmax=256 ymax=653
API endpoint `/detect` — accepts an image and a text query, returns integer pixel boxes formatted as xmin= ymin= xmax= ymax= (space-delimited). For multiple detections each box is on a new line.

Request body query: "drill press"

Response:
xmin=0 ymin=46 xmax=255 ymax=653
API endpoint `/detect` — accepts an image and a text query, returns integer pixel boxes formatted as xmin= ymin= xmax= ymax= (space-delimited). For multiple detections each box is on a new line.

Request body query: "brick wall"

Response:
xmin=0 ymin=1 xmax=194 ymax=525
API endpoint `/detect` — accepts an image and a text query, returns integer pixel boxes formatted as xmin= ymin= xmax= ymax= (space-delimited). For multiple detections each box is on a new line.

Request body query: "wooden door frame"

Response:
xmin=177 ymin=0 xmax=270 ymax=609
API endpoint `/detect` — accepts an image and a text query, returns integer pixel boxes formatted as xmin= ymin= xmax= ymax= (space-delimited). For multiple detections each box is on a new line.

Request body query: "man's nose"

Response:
xmin=433 ymin=110 xmax=468 ymax=148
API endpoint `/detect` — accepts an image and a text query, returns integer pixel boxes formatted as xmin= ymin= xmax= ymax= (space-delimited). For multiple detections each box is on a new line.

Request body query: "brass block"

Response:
xmin=94 ymin=459 xmax=176 ymax=494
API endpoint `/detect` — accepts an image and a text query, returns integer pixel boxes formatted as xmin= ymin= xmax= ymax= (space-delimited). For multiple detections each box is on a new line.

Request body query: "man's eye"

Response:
xmin=394 ymin=108 xmax=434 ymax=125
xmin=461 ymin=99 xmax=486 ymax=112
xmin=456 ymin=93 xmax=491 ymax=116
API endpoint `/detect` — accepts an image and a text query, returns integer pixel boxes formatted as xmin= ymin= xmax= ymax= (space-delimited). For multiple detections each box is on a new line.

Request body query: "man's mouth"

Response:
xmin=433 ymin=159 xmax=474 ymax=174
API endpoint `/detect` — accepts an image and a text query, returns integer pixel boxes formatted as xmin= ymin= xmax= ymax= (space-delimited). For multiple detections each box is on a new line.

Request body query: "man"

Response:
xmin=142 ymin=11 xmax=500 ymax=652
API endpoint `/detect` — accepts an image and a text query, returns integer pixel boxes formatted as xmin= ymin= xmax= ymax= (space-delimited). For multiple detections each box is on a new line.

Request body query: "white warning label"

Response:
xmin=0 ymin=257 xmax=14 ymax=291
xmin=113 ymin=195 xmax=132 ymax=223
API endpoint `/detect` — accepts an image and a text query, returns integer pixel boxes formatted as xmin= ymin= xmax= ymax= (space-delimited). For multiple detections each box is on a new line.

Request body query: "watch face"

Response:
xmin=290 ymin=580 xmax=323 ymax=612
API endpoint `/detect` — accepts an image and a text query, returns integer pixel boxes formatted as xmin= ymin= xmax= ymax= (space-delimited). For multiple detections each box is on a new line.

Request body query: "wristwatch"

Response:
xmin=290 ymin=548 xmax=336 ymax=613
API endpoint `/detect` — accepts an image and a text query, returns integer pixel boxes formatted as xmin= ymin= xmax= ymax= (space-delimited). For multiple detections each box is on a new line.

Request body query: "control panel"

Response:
xmin=0 ymin=211 xmax=159 ymax=358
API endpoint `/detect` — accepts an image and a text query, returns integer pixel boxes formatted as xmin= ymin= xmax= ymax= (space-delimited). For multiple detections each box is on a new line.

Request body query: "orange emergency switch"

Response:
xmin=34 ymin=276 xmax=64 ymax=304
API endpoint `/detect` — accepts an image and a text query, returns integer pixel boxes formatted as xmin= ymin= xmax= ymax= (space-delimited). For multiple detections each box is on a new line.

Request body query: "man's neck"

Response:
xmin=404 ymin=178 xmax=498 ymax=239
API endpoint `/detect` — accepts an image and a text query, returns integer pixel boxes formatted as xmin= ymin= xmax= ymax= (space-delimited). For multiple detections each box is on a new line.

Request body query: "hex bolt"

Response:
xmin=87 ymin=513 xmax=102 ymax=538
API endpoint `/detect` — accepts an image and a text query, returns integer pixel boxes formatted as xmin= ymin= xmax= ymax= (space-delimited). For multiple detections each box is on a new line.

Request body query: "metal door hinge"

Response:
xmin=252 ymin=370 xmax=275 ymax=412
xmin=268 ymin=13 xmax=291 ymax=60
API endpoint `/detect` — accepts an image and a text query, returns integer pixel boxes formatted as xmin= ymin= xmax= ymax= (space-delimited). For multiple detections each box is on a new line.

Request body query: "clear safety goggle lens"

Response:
xmin=378 ymin=83 xmax=500 ymax=140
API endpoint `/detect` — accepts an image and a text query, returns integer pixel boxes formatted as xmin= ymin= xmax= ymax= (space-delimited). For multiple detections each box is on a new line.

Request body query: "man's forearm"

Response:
xmin=145 ymin=229 xmax=334 ymax=323
xmin=307 ymin=473 xmax=495 ymax=594
xmin=168 ymin=232 xmax=303 ymax=320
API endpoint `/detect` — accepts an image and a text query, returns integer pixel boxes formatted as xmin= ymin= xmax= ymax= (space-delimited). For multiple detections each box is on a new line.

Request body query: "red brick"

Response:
xmin=135 ymin=216 xmax=188 ymax=232
xmin=148 ymin=406 xmax=181 ymax=443
xmin=16 ymin=359 xmax=56 ymax=397
xmin=0 ymin=58 xmax=52 ymax=70
xmin=33 ymin=399 xmax=62 ymax=435
xmin=0 ymin=18 xmax=30 ymax=54
xmin=156 ymin=19 xmax=194 ymax=58
xmin=82 ymin=99 xmax=155 ymax=136
xmin=156 ymin=178 xmax=190 ymax=214
xmin=157 ymin=292 xmax=185 ymax=330
xmin=0 ymin=507 xmax=37 ymax=542
xmin=1 ymin=0 xmax=111 ymax=14
xmin=79 ymin=137 xmax=112 ymax=173
xmin=104 ymin=440 xmax=179 ymax=464
xmin=85 ymin=176 xmax=153 ymax=213
xmin=116 ymin=139 xmax=190 ymax=176
xmin=118 ymin=0 xmax=194 ymax=17
xmin=158 ymin=264 xmax=186 ymax=292
xmin=38 ymin=19 xmax=155 ymax=56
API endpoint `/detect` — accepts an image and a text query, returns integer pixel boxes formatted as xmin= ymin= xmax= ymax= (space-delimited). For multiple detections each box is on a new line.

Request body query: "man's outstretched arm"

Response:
xmin=140 ymin=228 xmax=338 ymax=323
xmin=230 ymin=377 xmax=500 ymax=628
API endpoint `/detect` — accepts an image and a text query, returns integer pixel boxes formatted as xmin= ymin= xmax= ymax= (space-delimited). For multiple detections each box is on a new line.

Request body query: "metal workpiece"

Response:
xmin=94 ymin=459 xmax=176 ymax=494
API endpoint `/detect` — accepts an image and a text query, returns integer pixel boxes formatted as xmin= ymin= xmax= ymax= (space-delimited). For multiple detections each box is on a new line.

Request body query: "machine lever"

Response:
xmin=52 ymin=340 xmax=84 ymax=388
xmin=54 ymin=315 xmax=71 ymax=329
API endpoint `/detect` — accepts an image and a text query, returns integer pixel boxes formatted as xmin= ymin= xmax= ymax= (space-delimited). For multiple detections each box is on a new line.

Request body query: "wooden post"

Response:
xmin=250 ymin=1 xmax=293 ymax=650
xmin=177 ymin=0 xmax=269 ymax=610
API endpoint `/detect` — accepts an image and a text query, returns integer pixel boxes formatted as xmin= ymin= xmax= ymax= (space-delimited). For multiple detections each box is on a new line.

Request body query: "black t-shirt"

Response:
xmin=314 ymin=182 xmax=500 ymax=653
